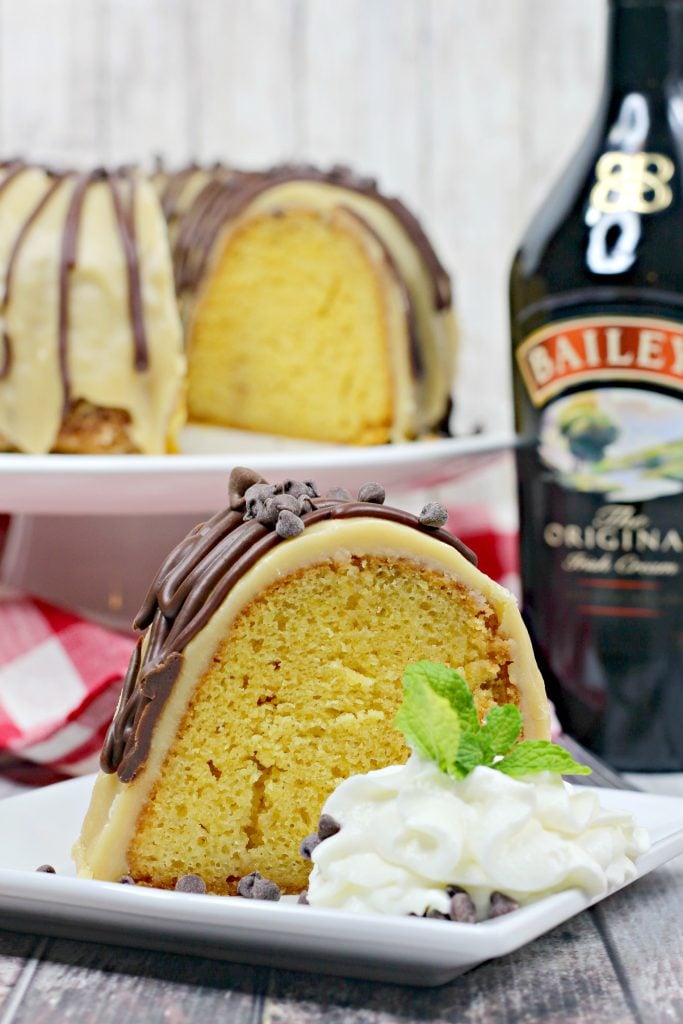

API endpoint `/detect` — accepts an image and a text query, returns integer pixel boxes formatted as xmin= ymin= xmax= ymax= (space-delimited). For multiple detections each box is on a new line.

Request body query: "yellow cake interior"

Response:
xmin=126 ymin=555 xmax=519 ymax=895
xmin=186 ymin=208 xmax=395 ymax=444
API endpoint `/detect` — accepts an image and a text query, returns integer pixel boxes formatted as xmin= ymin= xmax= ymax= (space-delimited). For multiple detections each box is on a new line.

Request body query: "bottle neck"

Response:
xmin=606 ymin=0 xmax=683 ymax=93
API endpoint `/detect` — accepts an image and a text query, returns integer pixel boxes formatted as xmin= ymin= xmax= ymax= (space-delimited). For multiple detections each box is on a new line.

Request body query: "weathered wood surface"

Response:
xmin=0 ymin=859 xmax=681 ymax=1023
xmin=0 ymin=0 xmax=605 ymax=438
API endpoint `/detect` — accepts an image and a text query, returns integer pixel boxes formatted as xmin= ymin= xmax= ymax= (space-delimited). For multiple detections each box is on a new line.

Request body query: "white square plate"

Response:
xmin=0 ymin=775 xmax=682 ymax=987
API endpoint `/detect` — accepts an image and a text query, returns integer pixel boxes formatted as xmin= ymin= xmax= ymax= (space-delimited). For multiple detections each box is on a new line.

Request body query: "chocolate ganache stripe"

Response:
xmin=0 ymin=161 xmax=27 ymax=198
xmin=58 ymin=172 xmax=96 ymax=412
xmin=134 ymin=506 xmax=242 ymax=629
xmin=161 ymin=163 xmax=237 ymax=224
xmin=108 ymin=174 xmax=149 ymax=371
xmin=173 ymin=177 xmax=244 ymax=292
xmin=172 ymin=164 xmax=452 ymax=311
xmin=101 ymin=636 xmax=143 ymax=772
xmin=1 ymin=174 xmax=64 ymax=381
xmin=101 ymin=496 xmax=476 ymax=781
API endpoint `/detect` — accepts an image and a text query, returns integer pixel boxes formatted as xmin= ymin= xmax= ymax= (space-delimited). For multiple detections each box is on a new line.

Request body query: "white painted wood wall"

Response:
xmin=0 ymin=0 xmax=605 ymax=436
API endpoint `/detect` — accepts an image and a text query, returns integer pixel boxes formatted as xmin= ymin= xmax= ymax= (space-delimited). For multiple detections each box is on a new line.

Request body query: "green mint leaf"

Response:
xmin=403 ymin=661 xmax=479 ymax=735
xmin=480 ymin=705 xmax=523 ymax=760
xmin=455 ymin=732 xmax=485 ymax=776
xmin=395 ymin=676 xmax=461 ymax=775
xmin=495 ymin=740 xmax=592 ymax=778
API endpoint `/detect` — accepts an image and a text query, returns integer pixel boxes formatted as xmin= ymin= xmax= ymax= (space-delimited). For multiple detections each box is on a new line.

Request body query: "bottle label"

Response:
xmin=544 ymin=502 xmax=682 ymax=587
xmin=516 ymin=315 xmax=683 ymax=407
xmin=517 ymin=314 xmax=683 ymax=621
xmin=589 ymin=152 xmax=674 ymax=215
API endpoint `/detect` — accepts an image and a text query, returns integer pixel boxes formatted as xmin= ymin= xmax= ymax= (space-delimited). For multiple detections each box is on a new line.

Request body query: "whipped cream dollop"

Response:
xmin=307 ymin=754 xmax=649 ymax=919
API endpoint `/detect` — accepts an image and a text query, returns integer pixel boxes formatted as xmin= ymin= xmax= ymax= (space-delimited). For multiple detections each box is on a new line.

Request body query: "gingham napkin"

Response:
xmin=0 ymin=591 xmax=134 ymax=779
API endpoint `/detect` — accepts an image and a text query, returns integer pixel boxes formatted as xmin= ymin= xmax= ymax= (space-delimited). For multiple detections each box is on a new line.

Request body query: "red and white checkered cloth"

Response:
xmin=0 ymin=591 xmax=134 ymax=782
xmin=0 ymin=499 xmax=522 ymax=784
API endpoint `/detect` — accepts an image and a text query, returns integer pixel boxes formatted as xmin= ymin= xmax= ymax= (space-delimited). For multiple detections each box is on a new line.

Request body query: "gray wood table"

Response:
xmin=0 ymin=773 xmax=681 ymax=1024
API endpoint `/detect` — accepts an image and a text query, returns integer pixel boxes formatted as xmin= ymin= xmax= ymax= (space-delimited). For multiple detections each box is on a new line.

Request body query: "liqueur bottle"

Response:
xmin=510 ymin=0 xmax=683 ymax=770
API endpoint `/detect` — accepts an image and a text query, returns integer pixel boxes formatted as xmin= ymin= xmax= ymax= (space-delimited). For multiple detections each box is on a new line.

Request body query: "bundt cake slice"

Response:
xmin=73 ymin=468 xmax=549 ymax=895
xmin=169 ymin=164 xmax=456 ymax=445
xmin=0 ymin=161 xmax=185 ymax=454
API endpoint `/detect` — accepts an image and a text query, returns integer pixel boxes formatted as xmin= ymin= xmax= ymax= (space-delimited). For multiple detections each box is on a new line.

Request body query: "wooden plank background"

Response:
xmin=0 ymin=0 xmax=604 ymax=436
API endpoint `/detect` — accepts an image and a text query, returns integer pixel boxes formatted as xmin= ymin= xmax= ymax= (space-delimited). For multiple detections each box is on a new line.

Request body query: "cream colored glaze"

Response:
xmin=0 ymin=167 xmax=186 ymax=454
xmin=73 ymin=517 xmax=550 ymax=883
xmin=182 ymin=179 xmax=455 ymax=441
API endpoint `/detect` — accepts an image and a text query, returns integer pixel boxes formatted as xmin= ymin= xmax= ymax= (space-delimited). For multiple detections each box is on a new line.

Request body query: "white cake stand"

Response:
xmin=0 ymin=431 xmax=511 ymax=631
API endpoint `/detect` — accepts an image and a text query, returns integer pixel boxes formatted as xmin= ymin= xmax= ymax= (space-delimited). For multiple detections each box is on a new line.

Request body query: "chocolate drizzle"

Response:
xmin=157 ymin=161 xmax=235 ymax=224
xmin=0 ymin=160 xmax=27 ymax=198
xmin=0 ymin=163 xmax=151 ymax=402
xmin=100 ymin=472 xmax=476 ymax=782
xmin=108 ymin=175 xmax=149 ymax=371
xmin=1 ymin=173 xmax=64 ymax=380
xmin=58 ymin=172 xmax=94 ymax=411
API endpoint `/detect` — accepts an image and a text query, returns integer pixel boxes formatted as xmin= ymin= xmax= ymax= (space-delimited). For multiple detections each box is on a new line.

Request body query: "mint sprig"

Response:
xmin=395 ymin=660 xmax=591 ymax=779
xmin=395 ymin=675 xmax=461 ymax=775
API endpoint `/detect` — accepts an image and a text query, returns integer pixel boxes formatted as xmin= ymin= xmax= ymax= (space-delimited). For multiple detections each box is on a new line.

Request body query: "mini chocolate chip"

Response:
xmin=424 ymin=908 xmax=450 ymax=920
xmin=358 ymin=482 xmax=385 ymax=504
xmin=418 ymin=502 xmax=448 ymax=528
xmin=299 ymin=833 xmax=321 ymax=860
xmin=237 ymin=872 xmax=257 ymax=897
xmin=35 ymin=864 xmax=56 ymax=874
xmin=119 ymin=875 xmax=136 ymax=885
xmin=252 ymin=877 xmax=281 ymax=901
xmin=283 ymin=479 xmax=318 ymax=500
xmin=446 ymin=884 xmax=466 ymax=897
xmin=228 ymin=467 xmax=268 ymax=510
xmin=237 ymin=871 xmax=280 ymax=901
xmin=276 ymin=510 xmax=304 ymax=538
xmin=488 ymin=891 xmax=520 ymax=918
xmin=449 ymin=890 xmax=477 ymax=923
xmin=244 ymin=482 xmax=278 ymax=519
xmin=326 ymin=486 xmax=353 ymax=501
xmin=317 ymin=814 xmax=341 ymax=840
xmin=297 ymin=891 xmax=309 ymax=905
xmin=175 ymin=873 xmax=207 ymax=894
xmin=258 ymin=496 xmax=282 ymax=525
xmin=275 ymin=493 xmax=302 ymax=515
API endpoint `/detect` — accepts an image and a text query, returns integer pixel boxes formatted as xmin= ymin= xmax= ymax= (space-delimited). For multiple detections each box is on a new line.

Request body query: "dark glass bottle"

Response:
xmin=510 ymin=0 xmax=683 ymax=770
